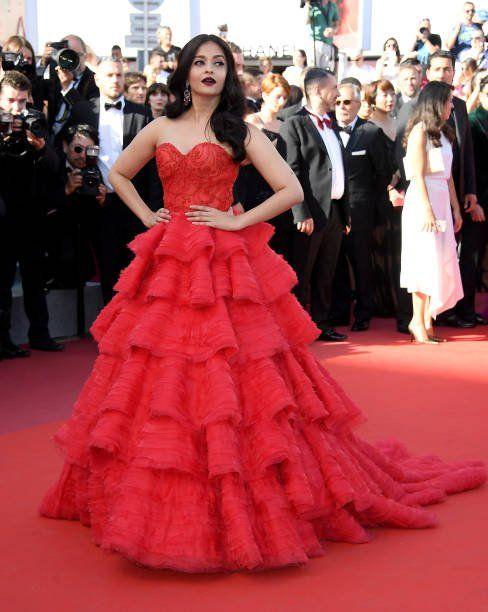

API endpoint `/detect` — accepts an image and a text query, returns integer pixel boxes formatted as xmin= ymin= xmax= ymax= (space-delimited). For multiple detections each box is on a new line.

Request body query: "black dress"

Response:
xmin=371 ymin=134 xmax=400 ymax=318
xmin=233 ymin=129 xmax=294 ymax=262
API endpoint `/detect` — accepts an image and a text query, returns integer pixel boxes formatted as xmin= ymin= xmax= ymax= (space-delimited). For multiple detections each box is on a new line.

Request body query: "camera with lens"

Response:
xmin=419 ymin=27 xmax=430 ymax=36
xmin=0 ymin=47 xmax=32 ymax=75
xmin=48 ymin=41 xmax=80 ymax=72
xmin=78 ymin=145 xmax=103 ymax=197
xmin=0 ymin=108 xmax=48 ymax=157
xmin=20 ymin=108 xmax=49 ymax=139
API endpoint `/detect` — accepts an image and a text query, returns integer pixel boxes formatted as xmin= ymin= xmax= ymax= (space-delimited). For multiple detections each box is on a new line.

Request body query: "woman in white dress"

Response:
xmin=400 ymin=81 xmax=464 ymax=344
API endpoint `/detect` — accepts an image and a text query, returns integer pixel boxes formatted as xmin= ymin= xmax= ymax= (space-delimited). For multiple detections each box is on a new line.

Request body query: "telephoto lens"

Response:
xmin=48 ymin=41 xmax=80 ymax=72
xmin=79 ymin=145 xmax=103 ymax=197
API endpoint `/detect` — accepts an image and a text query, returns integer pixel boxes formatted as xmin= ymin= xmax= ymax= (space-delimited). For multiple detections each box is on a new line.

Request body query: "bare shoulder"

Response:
xmin=152 ymin=116 xmax=180 ymax=146
xmin=408 ymin=121 xmax=427 ymax=144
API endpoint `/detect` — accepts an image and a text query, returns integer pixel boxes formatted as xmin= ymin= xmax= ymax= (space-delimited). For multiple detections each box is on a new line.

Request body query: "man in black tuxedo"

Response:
xmin=43 ymin=35 xmax=99 ymax=140
xmin=331 ymin=82 xmax=393 ymax=331
xmin=279 ymin=68 xmax=348 ymax=341
xmin=395 ymin=51 xmax=484 ymax=328
xmin=62 ymin=58 xmax=162 ymax=303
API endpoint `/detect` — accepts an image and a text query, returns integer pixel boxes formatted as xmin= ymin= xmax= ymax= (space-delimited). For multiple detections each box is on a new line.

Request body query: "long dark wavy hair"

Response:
xmin=403 ymin=81 xmax=455 ymax=149
xmin=165 ymin=34 xmax=248 ymax=162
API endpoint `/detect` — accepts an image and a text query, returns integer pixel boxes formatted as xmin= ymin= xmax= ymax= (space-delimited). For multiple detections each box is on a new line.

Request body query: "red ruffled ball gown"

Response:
xmin=40 ymin=142 xmax=486 ymax=572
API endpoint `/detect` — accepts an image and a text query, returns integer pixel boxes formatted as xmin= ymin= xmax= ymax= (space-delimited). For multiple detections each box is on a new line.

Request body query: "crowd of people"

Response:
xmin=0 ymin=1 xmax=487 ymax=359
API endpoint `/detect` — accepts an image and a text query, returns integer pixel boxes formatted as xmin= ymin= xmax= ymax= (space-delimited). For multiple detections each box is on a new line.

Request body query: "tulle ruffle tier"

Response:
xmin=40 ymin=217 xmax=486 ymax=572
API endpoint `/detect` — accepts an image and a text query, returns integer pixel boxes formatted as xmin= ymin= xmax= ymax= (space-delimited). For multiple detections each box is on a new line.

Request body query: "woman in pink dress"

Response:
xmin=40 ymin=36 xmax=485 ymax=572
xmin=400 ymin=82 xmax=464 ymax=343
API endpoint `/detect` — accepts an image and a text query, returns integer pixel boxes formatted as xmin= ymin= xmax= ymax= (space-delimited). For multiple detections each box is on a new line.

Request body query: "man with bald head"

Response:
xmin=63 ymin=59 xmax=162 ymax=302
xmin=394 ymin=62 xmax=421 ymax=117
xmin=330 ymin=82 xmax=393 ymax=330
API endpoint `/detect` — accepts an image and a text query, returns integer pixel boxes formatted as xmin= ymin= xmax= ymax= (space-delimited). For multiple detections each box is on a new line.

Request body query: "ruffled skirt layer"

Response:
xmin=40 ymin=216 xmax=486 ymax=572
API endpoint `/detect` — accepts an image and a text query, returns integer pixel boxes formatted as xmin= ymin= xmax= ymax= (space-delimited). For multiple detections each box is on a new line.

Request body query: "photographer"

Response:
xmin=45 ymin=124 xmax=107 ymax=290
xmin=407 ymin=19 xmax=442 ymax=66
xmin=0 ymin=71 xmax=63 ymax=357
xmin=0 ymin=35 xmax=44 ymax=110
xmin=62 ymin=58 xmax=162 ymax=303
xmin=43 ymin=34 xmax=99 ymax=139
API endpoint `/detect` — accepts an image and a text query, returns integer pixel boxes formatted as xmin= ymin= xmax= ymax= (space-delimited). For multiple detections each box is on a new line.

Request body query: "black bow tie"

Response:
xmin=338 ymin=125 xmax=353 ymax=135
xmin=104 ymin=100 xmax=122 ymax=111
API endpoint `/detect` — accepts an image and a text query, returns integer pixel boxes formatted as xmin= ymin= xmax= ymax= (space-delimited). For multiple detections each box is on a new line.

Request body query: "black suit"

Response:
xmin=462 ymin=106 xmax=488 ymax=320
xmin=0 ymin=141 xmax=60 ymax=344
xmin=63 ymin=98 xmax=162 ymax=302
xmin=331 ymin=119 xmax=394 ymax=323
xmin=279 ymin=107 xmax=347 ymax=326
xmin=395 ymin=94 xmax=479 ymax=322
xmin=44 ymin=64 xmax=99 ymax=139
xmin=277 ymin=102 xmax=303 ymax=122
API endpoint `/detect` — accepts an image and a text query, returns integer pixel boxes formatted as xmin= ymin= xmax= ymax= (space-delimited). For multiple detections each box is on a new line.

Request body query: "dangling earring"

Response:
xmin=183 ymin=83 xmax=191 ymax=106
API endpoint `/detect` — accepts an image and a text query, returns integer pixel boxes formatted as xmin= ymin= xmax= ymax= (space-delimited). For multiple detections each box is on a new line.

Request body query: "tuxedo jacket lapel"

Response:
xmin=123 ymin=107 xmax=134 ymax=150
xmin=346 ymin=118 xmax=366 ymax=152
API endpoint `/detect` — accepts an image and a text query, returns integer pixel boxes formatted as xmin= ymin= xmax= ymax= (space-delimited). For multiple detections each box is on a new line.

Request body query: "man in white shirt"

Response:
xmin=279 ymin=68 xmax=348 ymax=341
xmin=331 ymin=83 xmax=393 ymax=331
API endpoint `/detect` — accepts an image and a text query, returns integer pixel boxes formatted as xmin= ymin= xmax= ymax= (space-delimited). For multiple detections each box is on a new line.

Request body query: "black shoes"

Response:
xmin=438 ymin=315 xmax=476 ymax=329
xmin=396 ymin=322 xmax=410 ymax=335
xmin=473 ymin=314 xmax=488 ymax=325
xmin=318 ymin=328 xmax=348 ymax=342
xmin=0 ymin=338 xmax=31 ymax=359
xmin=29 ymin=338 xmax=65 ymax=352
xmin=351 ymin=320 xmax=370 ymax=332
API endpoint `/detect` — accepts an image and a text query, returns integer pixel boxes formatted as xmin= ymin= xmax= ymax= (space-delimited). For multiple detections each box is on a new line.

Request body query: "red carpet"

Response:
xmin=1 ymin=319 xmax=487 ymax=611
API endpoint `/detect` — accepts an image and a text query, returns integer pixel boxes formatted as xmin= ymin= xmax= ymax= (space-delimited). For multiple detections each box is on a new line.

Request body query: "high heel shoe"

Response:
xmin=427 ymin=333 xmax=447 ymax=343
xmin=408 ymin=324 xmax=438 ymax=345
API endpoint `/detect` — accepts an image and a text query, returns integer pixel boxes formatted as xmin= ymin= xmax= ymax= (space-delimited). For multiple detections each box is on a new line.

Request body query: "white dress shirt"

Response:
xmin=305 ymin=107 xmax=345 ymax=200
xmin=98 ymin=96 xmax=125 ymax=192
xmin=337 ymin=116 xmax=358 ymax=148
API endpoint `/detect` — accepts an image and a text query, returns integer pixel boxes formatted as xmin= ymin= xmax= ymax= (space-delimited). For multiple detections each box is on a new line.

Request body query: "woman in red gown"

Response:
xmin=40 ymin=35 xmax=486 ymax=572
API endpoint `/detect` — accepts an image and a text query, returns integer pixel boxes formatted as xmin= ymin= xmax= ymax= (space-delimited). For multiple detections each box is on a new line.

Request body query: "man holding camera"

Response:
xmin=43 ymin=34 xmax=99 ymax=140
xmin=0 ymin=71 xmax=63 ymax=358
xmin=46 ymin=124 xmax=107 ymax=289
xmin=62 ymin=58 xmax=162 ymax=303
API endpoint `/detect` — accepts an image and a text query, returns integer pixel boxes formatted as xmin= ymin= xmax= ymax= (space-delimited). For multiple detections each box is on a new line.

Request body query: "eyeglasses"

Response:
xmin=70 ymin=144 xmax=89 ymax=154
xmin=336 ymin=99 xmax=353 ymax=106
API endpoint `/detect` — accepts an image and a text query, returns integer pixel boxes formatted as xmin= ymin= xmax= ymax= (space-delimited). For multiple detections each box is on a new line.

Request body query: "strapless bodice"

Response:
xmin=155 ymin=142 xmax=239 ymax=212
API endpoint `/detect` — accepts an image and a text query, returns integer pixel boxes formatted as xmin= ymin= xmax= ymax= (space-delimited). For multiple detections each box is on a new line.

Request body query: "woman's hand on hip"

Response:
xmin=186 ymin=205 xmax=245 ymax=231
xmin=142 ymin=207 xmax=171 ymax=228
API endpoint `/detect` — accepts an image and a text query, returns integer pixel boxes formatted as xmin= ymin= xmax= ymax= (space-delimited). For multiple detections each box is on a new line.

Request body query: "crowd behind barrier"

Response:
xmin=0 ymin=1 xmax=487 ymax=358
